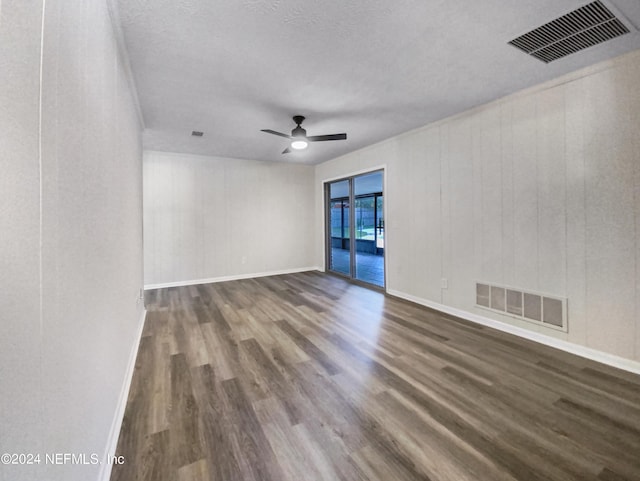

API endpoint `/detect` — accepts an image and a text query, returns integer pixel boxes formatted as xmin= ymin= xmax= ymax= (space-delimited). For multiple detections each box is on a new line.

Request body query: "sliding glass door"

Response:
xmin=326 ymin=170 xmax=384 ymax=288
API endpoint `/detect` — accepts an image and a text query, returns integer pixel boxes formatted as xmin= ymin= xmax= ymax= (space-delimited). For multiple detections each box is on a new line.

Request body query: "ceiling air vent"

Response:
xmin=508 ymin=1 xmax=630 ymax=63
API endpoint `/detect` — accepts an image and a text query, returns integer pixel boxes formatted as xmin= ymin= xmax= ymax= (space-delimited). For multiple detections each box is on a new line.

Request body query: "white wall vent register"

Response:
xmin=476 ymin=282 xmax=567 ymax=332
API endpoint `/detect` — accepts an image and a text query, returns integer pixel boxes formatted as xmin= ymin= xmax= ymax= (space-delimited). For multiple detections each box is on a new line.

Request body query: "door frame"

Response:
xmin=323 ymin=167 xmax=387 ymax=290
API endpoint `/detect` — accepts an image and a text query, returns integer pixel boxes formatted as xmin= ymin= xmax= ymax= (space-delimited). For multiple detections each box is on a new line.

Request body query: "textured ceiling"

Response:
xmin=115 ymin=0 xmax=640 ymax=164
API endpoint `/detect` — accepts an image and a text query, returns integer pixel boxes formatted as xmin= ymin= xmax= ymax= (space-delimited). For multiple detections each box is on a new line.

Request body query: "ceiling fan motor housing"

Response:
xmin=292 ymin=116 xmax=306 ymax=137
xmin=292 ymin=126 xmax=307 ymax=137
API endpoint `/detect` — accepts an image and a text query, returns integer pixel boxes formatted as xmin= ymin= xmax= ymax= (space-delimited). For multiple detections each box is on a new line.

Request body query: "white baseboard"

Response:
xmin=98 ymin=308 xmax=147 ymax=481
xmin=387 ymin=289 xmax=640 ymax=376
xmin=143 ymin=267 xmax=321 ymax=290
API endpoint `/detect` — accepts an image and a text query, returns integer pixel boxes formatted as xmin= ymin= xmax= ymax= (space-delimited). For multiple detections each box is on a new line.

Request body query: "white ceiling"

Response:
xmin=115 ymin=0 xmax=640 ymax=165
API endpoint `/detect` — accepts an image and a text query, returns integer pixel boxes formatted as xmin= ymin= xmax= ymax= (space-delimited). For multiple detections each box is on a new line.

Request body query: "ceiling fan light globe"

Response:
xmin=291 ymin=140 xmax=308 ymax=150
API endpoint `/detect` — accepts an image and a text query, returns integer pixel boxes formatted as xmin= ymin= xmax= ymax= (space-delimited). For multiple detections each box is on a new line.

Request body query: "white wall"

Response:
xmin=144 ymin=151 xmax=316 ymax=287
xmin=315 ymin=49 xmax=640 ymax=364
xmin=0 ymin=2 xmax=44 ymax=476
xmin=0 ymin=1 xmax=144 ymax=480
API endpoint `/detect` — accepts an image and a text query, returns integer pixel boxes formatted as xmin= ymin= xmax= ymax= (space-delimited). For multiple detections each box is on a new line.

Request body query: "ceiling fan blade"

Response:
xmin=307 ymin=133 xmax=347 ymax=142
xmin=282 ymin=148 xmax=291 ymax=154
xmin=262 ymin=129 xmax=292 ymax=139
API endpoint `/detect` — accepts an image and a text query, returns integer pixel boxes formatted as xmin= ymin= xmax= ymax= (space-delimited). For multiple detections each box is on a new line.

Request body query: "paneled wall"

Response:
xmin=0 ymin=1 xmax=144 ymax=480
xmin=315 ymin=49 xmax=640 ymax=364
xmin=143 ymin=151 xmax=316 ymax=287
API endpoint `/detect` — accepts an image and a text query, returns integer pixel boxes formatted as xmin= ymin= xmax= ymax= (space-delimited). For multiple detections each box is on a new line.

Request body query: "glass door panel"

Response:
xmin=354 ymin=172 xmax=384 ymax=287
xmin=328 ymin=180 xmax=350 ymax=276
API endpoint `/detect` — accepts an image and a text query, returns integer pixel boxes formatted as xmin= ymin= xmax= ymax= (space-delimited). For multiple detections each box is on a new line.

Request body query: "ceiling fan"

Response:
xmin=261 ymin=115 xmax=347 ymax=154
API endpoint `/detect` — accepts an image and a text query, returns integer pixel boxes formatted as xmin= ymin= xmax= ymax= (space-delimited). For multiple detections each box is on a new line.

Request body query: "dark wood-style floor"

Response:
xmin=111 ymin=272 xmax=640 ymax=481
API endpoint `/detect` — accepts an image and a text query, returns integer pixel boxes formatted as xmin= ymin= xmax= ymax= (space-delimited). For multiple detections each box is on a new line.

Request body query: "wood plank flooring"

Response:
xmin=111 ymin=272 xmax=640 ymax=481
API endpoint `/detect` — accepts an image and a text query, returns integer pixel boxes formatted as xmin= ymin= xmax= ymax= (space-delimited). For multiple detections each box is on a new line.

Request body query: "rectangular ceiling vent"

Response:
xmin=508 ymin=1 xmax=630 ymax=63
